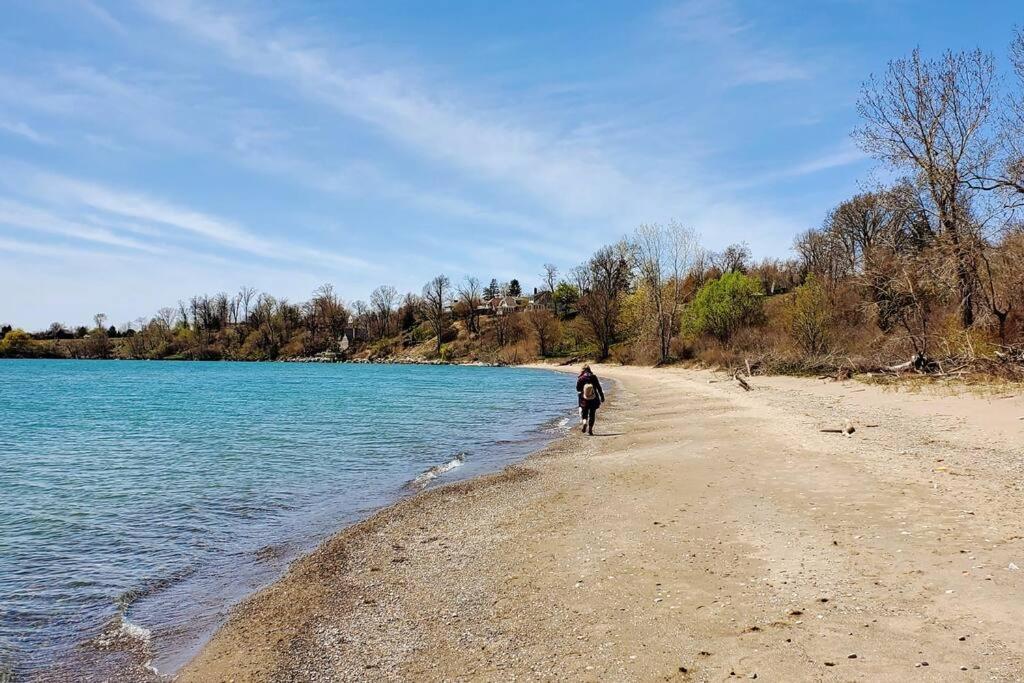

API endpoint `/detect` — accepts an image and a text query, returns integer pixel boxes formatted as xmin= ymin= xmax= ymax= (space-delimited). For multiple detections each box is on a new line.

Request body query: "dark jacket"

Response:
xmin=576 ymin=372 xmax=605 ymax=408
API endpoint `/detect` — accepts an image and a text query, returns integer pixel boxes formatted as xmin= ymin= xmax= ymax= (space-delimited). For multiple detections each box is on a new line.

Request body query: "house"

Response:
xmin=527 ymin=290 xmax=553 ymax=311
xmin=483 ymin=295 xmax=522 ymax=315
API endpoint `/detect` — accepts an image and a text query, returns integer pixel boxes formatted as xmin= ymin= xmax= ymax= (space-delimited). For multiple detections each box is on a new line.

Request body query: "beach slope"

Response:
xmin=181 ymin=365 xmax=1024 ymax=681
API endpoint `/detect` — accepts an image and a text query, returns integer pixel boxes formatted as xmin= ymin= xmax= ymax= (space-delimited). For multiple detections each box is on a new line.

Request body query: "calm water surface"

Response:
xmin=0 ymin=360 xmax=572 ymax=678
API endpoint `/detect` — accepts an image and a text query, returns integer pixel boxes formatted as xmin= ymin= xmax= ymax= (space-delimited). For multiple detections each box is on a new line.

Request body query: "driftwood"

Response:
xmin=733 ymin=371 xmax=751 ymax=392
xmin=818 ymin=366 xmax=853 ymax=382
xmin=820 ymin=420 xmax=856 ymax=436
xmin=884 ymin=352 xmax=939 ymax=374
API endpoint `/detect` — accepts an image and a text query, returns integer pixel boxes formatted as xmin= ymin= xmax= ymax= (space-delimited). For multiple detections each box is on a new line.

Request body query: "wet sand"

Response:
xmin=179 ymin=364 xmax=1024 ymax=681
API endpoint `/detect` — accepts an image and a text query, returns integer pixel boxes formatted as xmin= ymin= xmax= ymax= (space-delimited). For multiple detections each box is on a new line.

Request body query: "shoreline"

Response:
xmin=26 ymin=363 xmax=573 ymax=683
xmin=170 ymin=363 xmax=589 ymax=681
xmin=174 ymin=364 xmax=594 ymax=682
xmin=176 ymin=363 xmax=1024 ymax=681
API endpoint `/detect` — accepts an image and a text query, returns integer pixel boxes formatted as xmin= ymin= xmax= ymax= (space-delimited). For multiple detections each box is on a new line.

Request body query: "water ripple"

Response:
xmin=0 ymin=360 xmax=571 ymax=677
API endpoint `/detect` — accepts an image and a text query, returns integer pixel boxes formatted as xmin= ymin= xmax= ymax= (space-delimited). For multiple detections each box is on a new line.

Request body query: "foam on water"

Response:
xmin=92 ymin=618 xmax=152 ymax=649
xmin=409 ymin=453 xmax=466 ymax=489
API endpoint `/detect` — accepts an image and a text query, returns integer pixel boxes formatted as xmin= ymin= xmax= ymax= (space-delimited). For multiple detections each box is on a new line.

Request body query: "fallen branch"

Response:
xmin=734 ymin=371 xmax=751 ymax=392
xmin=820 ymin=420 xmax=856 ymax=436
xmin=884 ymin=352 xmax=939 ymax=374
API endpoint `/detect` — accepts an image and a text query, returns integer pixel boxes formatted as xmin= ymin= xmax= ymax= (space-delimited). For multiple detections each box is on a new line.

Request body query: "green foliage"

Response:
xmin=0 ymin=329 xmax=33 ymax=357
xmin=683 ymin=271 xmax=763 ymax=342
xmin=786 ymin=275 xmax=832 ymax=355
xmin=552 ymin=282 xmax=580 ymax=318
xmin=483 ymin=278 xmax=499 ymax=300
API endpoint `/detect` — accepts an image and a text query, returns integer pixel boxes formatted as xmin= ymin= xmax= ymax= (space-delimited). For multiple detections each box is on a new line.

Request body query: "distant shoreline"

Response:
xmin=0 ymin=355 xmax=516 ymax=367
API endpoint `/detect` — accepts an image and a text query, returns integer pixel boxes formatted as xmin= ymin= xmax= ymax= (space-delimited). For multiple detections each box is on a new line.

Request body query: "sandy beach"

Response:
xmin=177 ymin=364 xmax=1024 ymax=682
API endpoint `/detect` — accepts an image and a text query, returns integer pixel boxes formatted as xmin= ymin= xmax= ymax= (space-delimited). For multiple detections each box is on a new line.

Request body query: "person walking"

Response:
xmin=575 ymin=365 xmax=605 ymax=435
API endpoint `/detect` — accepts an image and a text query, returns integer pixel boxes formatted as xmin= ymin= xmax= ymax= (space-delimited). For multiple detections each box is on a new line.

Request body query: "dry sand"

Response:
xmin=178 ymin=364 xmax=1024 ymax=682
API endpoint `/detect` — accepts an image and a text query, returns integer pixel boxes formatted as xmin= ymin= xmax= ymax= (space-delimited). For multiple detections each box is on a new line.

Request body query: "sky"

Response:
xmin=0 ymin=0 xmax=1020 ymax=330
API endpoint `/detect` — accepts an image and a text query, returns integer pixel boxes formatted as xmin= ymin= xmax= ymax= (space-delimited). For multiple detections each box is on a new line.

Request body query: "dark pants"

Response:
xmin=581 ymin=401 xmax=598 ymax=433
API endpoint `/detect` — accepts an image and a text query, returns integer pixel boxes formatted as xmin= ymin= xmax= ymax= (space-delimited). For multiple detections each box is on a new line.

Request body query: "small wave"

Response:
xmin=408 ymin=453 xmax=466 ymax=490
xmin=90 ymin=616 xmax=152 ymax=649
xmin=115 ymin=564 xmax=198 ymax=612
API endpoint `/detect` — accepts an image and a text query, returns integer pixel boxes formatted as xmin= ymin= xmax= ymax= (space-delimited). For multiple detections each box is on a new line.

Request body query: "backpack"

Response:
xmin=582 ymin=383 xmax=596 ymax=401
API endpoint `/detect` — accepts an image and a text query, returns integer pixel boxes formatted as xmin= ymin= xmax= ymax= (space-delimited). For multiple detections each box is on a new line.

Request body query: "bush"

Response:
xmin=0 ymin=329 xmax=33 ymax=357
xmin=786 ymin=275 xmax=832 ymax=355
xmin=683 ymin=271 xmax=764 ymax=342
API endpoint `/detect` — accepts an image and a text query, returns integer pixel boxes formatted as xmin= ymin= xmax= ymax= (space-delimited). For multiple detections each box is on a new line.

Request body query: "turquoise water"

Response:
xmin=0 ymin=360 xmax=572 ymax=678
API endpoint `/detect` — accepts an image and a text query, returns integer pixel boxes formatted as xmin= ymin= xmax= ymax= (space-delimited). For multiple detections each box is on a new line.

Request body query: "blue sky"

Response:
xmin=1 ymin=0 xmax=1020 ymax=329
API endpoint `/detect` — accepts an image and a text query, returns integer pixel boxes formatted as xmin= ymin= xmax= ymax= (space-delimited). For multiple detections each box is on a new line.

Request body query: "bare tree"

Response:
xmin=542 ymin=263 xmax=559 ymax=301
xmin=155 ymin=307 xmax=178 ymax=329
xmin=369 ymin=285 xmax=399 ymax=339
xmin=455 ymin=276 xmax=483 ymax=334
xmin=713 ymin=243 xmax=752 ymax=273
xmin=689 ymin=248 xmax=711 ymax=288
xmin=856 ymin=47 xmax=997 ymax=327
xmin=93 ymin=313 xmax=107 ymax=330
xmin=578 ymin=242 xmax=633 ymax=359
xmin=633 ymin=222 xmax=697 ymax=364
xmin=827 ymin=189 xmax=911 ymax=273
xmin=970 ymin=28 xmax=1024 ymax=204
xmin=794 ymin=228 xmax=847 ymax=290
xmin=420 ymin=275 xmax=451 ymax=356
xmin=351 ymin=300 xmax=369 ymax=339
xmin=491 ymin=310 xmax=524 ymax=348
xmin=305 ymin=284 xmax=349 ymax=353
xmin=235 ymin=286 xmax=257 ymax=325
xmin=569 ymin=263 xmax=591 ymax=295
xmin=525 ymin=308 xmax=561 ymax=357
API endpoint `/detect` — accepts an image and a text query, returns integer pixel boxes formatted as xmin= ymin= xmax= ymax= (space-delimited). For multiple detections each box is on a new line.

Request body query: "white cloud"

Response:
xmin=140 ymin=1 xmax=685 ymax=222
xmin=139 ymin=0 xmax=821 ymax=256
xmin=660 ymin=0 xmax=811 ymax=86
xmin=75 ymin=0 xmax=127 ymax=33
xmin=0 ymin=163 xmax=375 ymax=272
xmin=0 ymin=235 xmax=120 ymax=261
xmin=0 ymin=119 xmax=53 ymax=145
xmin=782 ymin=145 xmax=868 ymax=177
xmin=717 ymin=142 xmax=869 ymax=193
xmin=0 ymin=198 xmax=163 ymax=253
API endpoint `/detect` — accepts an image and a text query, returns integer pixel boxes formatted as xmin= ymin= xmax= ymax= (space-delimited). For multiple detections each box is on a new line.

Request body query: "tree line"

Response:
xmin=3 ymin=30 xmax=1023 ymax=376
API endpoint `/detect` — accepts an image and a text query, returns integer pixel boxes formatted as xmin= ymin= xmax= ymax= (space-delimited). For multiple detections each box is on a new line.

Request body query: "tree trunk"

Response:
xmin=958 ymin=258 xmax=975 ymax=328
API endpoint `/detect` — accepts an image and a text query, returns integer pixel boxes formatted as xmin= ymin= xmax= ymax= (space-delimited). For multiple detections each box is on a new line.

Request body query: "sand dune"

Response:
xmin=181 ymin=365 xmax=1024 ymax=682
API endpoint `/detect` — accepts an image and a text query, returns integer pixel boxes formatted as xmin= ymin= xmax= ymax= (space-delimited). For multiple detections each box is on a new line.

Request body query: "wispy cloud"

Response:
xmin=0 ymin=198 xmax=163 ymax=253
xmin=781 ymin=145 xmax=868 ymax=178
xmin=75 ymin=0 xmax=127 ymax=33
xmin=0 ymin=235 xmax=126 ymax=261
xmin=0 ymin=163 xmax=375 ymax=272
xmin=0 ymin=119 xmax=53 ymax=145
xmin=139 ymin=0 xmax=665 ymax=221
xmin=139 ymin=0 xmax=816 ymax=253
xmin=719 ymin=142 xmax=869 ymax=192
xmin=660 ymin=0 xmax=811 ymax=85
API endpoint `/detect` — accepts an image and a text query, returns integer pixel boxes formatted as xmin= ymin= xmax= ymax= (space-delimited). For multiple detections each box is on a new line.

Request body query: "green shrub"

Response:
xmin=683 ymin=272 xmax=763 ymax=342
xmin=0 ymin=329 xmax=34 ymax=357
xmin=786 ymin=275 xmax=832 ymax=355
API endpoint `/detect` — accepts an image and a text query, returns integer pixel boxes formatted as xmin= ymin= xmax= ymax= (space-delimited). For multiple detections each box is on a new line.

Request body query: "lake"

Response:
xmin=0 ymin=360 xmax=572 ymax=678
